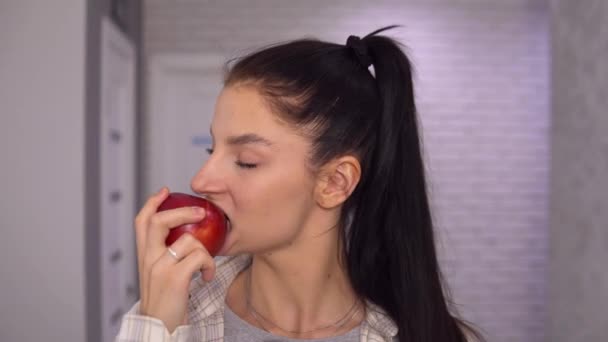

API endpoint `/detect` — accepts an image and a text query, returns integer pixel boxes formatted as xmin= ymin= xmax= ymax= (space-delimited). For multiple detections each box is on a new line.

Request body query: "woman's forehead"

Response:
xmin=215 ymin=87 xmax=272 ymax=126
xmin=213 ymin=86 xmax=302 ymax=139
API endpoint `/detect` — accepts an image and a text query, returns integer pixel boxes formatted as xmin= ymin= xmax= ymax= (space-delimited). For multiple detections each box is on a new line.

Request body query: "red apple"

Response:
xmin=157 ymin=192 xmax=228 ymax=257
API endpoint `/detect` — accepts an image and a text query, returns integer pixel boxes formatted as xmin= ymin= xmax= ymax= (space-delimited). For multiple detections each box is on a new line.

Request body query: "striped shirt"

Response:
xmin=115 ymin=254 xmax=399 ymax=342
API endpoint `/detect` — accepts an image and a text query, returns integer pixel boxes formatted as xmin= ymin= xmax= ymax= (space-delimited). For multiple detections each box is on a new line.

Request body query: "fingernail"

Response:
xmin=192 ymin=207 xmax=205 ymax=216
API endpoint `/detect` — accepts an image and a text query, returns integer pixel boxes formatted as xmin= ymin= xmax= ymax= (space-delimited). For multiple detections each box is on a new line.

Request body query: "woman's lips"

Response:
xmin=216 ymin=216 xmax=232 ymax=255
xmin=224 ymin=214 xmax=231 ymax=231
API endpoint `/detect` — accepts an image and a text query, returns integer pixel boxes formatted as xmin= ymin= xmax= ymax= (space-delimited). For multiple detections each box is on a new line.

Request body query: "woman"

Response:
xmin=117 ymin=25 xmax=483 ymax=342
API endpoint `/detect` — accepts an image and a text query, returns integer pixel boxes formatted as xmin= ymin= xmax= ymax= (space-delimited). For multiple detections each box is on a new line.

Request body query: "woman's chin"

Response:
xmin=216 ymin=230 xmax=237 ymax=256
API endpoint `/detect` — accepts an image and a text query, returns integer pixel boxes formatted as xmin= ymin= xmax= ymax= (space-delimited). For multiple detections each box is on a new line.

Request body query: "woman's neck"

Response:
xmin=227 ymin=213 xmax=365 ymax=338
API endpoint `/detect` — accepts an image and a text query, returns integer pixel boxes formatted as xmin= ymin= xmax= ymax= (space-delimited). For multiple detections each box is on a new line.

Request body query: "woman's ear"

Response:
xmin=314 ymin=155 xmax=361 ymax=209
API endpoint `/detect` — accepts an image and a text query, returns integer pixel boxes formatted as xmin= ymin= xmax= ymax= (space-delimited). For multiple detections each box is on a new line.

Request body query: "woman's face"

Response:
xmin=190 ymin=84 xmax=318 ymax=256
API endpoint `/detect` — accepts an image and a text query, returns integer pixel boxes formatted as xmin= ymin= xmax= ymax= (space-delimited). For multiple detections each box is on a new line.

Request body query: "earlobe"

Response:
xmin=314 ymin=156 xmax=361 ymax=209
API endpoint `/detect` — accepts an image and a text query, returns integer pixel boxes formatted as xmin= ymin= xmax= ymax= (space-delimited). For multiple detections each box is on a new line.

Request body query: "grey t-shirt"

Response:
xmin=224 ymin=305 xmax=361 ymax=342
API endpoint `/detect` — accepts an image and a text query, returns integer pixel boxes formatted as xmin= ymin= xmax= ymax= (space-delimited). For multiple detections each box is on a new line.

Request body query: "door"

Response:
xmin=100 ymin=16 xmax=136 ymax=342
xmin=145 ymin=54 xmax=224 ymax=195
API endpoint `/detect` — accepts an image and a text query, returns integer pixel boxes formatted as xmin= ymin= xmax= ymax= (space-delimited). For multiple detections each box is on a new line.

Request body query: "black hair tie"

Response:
xmin=346 ymin=35 xmax=373 ymax=69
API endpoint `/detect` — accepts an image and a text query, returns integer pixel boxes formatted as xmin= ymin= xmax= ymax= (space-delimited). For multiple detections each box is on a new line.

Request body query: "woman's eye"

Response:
xmin=235 ymin=161 xmax=258 ymax=169
xmin=206 ymin=146 xmax=256 ymax=169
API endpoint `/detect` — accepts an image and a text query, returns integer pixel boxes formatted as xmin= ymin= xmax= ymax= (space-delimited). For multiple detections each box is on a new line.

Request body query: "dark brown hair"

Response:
xmin=222 ymin=25 xmax=484 ymax=342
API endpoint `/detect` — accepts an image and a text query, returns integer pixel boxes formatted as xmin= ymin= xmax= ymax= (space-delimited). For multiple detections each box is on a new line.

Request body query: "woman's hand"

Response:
xmin=134 ymin=187 xmax=217 ymax=333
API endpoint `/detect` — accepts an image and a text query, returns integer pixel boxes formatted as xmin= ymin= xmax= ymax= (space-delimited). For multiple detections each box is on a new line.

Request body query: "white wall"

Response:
xmin=0 ymin=1 xmax=86 ymax=341
xmin=550 ymin=1 xmax=608 ymax=341
xmin=144 ymin=1 xmax=549 ymax=341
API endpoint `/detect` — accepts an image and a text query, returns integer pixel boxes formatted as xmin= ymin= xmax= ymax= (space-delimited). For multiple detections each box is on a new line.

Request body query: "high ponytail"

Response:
xmin=224 ymin=25 xmax=483 ymax=342
xmin=342 ymin=26 xmax=482 ymax=342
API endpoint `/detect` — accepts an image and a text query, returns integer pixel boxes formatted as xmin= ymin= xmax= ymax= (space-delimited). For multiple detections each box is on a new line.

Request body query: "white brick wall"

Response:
xmin=144 ymin=1 xmax=549 ymax=341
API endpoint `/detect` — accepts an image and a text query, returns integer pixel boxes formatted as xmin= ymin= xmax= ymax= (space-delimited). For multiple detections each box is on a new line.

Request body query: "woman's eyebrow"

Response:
xmin=227 ymin=133 xmax=273 ymax=147
xmin=209 ymin=127 xmax=273 ymax=147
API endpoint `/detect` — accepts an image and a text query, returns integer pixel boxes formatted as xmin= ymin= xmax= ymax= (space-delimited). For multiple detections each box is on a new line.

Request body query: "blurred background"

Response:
xmin=0 ymin=0 xmax=606 ymax=341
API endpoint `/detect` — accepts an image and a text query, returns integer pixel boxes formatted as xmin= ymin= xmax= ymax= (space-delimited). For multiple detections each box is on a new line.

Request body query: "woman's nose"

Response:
xmin=190 ymin=159 xmax=226 ymax=195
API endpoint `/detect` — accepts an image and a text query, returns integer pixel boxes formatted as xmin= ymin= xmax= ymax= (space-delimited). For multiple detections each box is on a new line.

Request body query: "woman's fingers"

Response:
xmin=146 ymin=206 xmax=206 ymax=252
xmin=133 ymin=188 xmax=216 ymax=333
xmin=135 ymin=187 xmax=170 ymax=258
xmin=175 ymin=244 xmax=216 ymax=282
xmin=157 ymin=233 xmax=205 ymax=267
xmin=141 ymin=234 xmax=217 ymax=333
xmin=135 ymin=187 xmax=169 ymax=230
xmin=155 ymin=233 xmax=216 ymax=283
xmin=134 ymin=187 xmax=170 ymax=306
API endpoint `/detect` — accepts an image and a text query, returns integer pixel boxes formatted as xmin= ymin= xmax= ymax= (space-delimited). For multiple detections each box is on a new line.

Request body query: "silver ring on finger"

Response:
xmin=167 ymin=247 xmax=180 ymax=261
